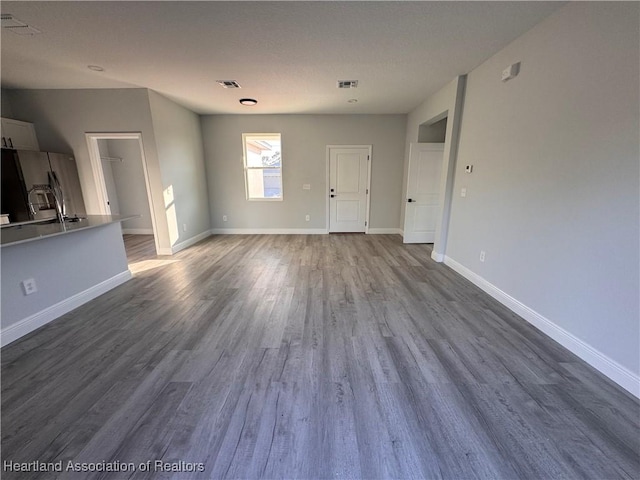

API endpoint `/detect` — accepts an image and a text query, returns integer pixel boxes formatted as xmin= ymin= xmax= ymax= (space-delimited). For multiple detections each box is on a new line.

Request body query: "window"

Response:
xmin=242 ymin=133 xmax=282 ymax=200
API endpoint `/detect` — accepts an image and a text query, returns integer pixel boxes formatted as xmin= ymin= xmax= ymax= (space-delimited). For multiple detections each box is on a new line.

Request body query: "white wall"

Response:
xmin=106 ymin=139 xmax=153 ymax=233
xmin=148 ymin=90 xmax=210 ymax=250
xmin=1 ymin=223 xmax=130 ymax=344
xmin=441 ymin=2 xmax=639 ymax=391
xmin=201 ymin=114 xmax=406 ymax=232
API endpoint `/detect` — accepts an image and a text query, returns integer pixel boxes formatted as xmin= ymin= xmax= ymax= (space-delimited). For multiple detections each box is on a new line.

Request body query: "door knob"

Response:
xmin=330 ymin=194 xmax=336 ymax=198
xmin=407 ymin=198 xmax=414 ymax=203
xmin=330 ymin=188 xmax=335 ymax=192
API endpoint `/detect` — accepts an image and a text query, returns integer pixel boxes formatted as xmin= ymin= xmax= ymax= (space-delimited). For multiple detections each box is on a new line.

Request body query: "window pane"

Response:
xmin=263 ymin=168 xmax=282 ymax=198
xmin=245 ymin=137 xmax=281 ymax=167
xmin=247 ymin=169 xmax=282 ymax=199
xmin=247 ymin=169 xmax=265 ymax=198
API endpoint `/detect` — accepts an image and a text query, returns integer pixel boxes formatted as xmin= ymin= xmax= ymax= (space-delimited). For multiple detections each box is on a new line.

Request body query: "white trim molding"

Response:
xmin=211 ymin=228 xmax=327 ymax=235
xmin=171 ymin=230 xmax=212 ymax=254
xmin=444 ymin=256 xmax=640 ymax=398
xmin=368 ymin=228 xmax=402 ymax=235
xmin=0 ymin=271 xmax=132 ymax=348
xmin=122 ymin=228 xmax=154 ymax=235
xmin=431 ymin=251 xmax=445 ymax=262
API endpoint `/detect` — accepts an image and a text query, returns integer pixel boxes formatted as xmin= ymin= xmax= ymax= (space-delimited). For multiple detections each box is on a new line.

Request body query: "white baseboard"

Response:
xmin=171 ymin=230 xmax=212 ymax=254
xmin=368 ymin=228 xmax=402 ymax=235
xmin=210 ymin=228 xmax=327 ymax=235
xmin=122 ymin=228 xmax=154 ymax=235
xmin=0 ymin=270 xmax=132 ymax=348
xmin=431 ymin=251 xmax=445 ymax=262
xmin=443 ymin=256 xmax=640 ymax=398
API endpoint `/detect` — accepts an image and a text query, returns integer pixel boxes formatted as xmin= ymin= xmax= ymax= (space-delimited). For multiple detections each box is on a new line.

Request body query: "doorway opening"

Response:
xmin=86 ymin=133 xmax=159 ymax=265
xmin=419 ymin=116 xmax=447 ymax=143
xmin=326 ymin=145 xmax=372 ymax=233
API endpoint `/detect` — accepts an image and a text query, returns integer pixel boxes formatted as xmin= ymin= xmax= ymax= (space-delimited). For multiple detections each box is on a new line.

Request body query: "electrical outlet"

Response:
xmin=182 ymin=223 xmax=187 ymax=232
xmin=461 ymin=188 xmax=467 ymax=197
xmin=303 ymin=184 xmax=311 ymax=190
xmin=305 ymin=215 xmax=310 ymax=222
xmin=22 ymin=278 xmax=37 ymax=295
xmin=223 ymin=215 xmax=228 ymax=222
xmin=479 ymin=251 xmax=486 ymax=262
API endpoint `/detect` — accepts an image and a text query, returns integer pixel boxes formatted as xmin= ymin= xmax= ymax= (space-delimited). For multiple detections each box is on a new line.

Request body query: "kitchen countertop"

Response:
xmin=0 ymin=214 xmax=139 ymax=247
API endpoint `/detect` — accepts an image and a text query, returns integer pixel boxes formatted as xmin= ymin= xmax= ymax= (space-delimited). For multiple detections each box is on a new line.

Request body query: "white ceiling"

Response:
xmin=1 ymin=1 xmax=563 ymax=115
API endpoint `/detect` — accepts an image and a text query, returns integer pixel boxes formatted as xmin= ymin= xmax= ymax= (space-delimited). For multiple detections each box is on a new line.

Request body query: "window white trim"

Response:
xmin=242 ymin=133 xmax=283 ymax=201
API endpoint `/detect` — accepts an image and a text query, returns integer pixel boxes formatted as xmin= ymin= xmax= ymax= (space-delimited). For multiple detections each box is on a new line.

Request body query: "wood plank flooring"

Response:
xmin=2 ymin=234 xmax=639 ymax=479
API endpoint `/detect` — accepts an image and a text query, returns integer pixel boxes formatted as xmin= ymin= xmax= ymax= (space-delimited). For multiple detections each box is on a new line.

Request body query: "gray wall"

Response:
xmin=1 ymin=222 xmax=129 ymax=333
xmin=418 ymin=117 xmax=447 ymax=143
xmin=5 ymin=88 xmax=212 ymax=253
xmin=445 ymin=3 xmax=639 ymax=376
xmin=202 ymin=114 xmax=406 ymax=231
xmin=4 ymin=88 xmax=170 ymax=249
xmin=402 ymin=76 xmax=466 ymax=261
xmin=1 ymin=89 xmax=14 ymax=118
xmin=106 ymin=139 xmax=154 ymax=233
xmin=148 ymin=90 xmax=210 ymax=247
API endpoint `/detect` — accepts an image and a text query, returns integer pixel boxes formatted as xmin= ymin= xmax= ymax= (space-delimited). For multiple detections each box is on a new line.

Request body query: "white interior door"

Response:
xmin=329 ymin=146 xmax=370 ymax=233
xmin=100 ymin=159 xmax=118 ymax=215
xmin=403 ymin=143 xmax=444 ymax=243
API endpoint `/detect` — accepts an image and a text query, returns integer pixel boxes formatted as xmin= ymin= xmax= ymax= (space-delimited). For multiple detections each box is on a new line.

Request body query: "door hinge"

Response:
xmin=366 ymin=189 xmax=369 ymax=194
xmin=365 ymin=221 xmax=367 ymax=226
xmin=367 ymin=155 xmax=370 ymax=161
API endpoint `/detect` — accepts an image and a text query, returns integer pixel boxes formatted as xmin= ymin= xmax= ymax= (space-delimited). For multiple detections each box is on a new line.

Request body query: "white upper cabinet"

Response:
xmin=1 ymin=117 xmax=40 ymax=151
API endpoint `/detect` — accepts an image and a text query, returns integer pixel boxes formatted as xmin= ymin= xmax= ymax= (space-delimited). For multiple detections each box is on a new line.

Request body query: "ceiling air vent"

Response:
xmin=216 ymin=80 xmax=241 ymax=89
xmin=337 ymin=80 xmax=358 ymax=89
xmin=1 ymin=14 xmax=41 ymax=35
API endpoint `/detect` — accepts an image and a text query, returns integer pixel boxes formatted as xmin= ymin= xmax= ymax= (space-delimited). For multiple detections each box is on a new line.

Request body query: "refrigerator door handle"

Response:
xmin=50 ymin=170 xmax=65 ymax=216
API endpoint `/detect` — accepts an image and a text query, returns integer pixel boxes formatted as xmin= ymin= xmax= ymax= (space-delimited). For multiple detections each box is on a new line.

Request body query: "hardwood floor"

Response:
xmin=2 ymin=234 xmax=638 ymax=479
xmin=123 ymin=234 xmax=158 ymax=264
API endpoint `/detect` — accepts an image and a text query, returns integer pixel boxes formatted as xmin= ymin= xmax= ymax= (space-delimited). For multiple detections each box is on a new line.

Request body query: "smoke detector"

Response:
xmin=337 ymin=80 xmax=358 ymax=89
xmin=217 ymin=80 xmax=241 ymax=89
xmin=1 ymin=14 xmax=41 ymax=35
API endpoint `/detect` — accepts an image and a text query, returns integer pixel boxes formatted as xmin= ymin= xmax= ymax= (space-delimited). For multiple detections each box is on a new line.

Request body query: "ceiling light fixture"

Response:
xmin=239 ymin=98 xmax=257 ymax=106
xmin=87 ymin=65 xmax=104 ymax=72
xmin=347 ymin=99 xmax=358 ymax=103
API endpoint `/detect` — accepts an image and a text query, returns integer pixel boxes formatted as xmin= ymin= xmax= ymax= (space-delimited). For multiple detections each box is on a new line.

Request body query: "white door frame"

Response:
xmin=325 ymin=145 xmax=372 ymax=234
xmin=85 ymin=132 xmax=160 ymax=253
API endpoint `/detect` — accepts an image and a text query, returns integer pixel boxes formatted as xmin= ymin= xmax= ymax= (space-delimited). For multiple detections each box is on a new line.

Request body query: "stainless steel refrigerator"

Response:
xmin=1 ymin=149 xmax=86 ymax=224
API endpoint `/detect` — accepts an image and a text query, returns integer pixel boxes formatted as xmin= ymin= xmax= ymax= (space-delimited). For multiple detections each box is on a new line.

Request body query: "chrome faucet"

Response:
xmin=27 ymin=185 xmax=65 ymax=224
